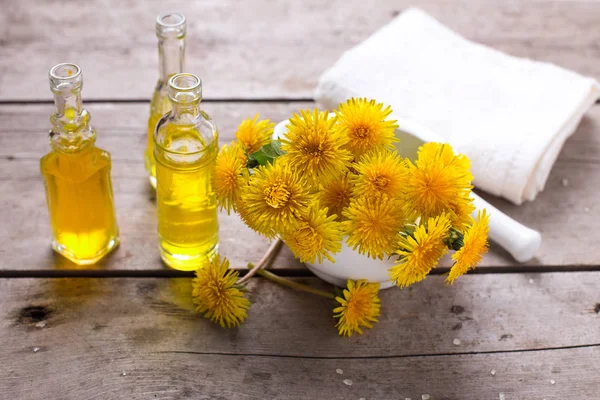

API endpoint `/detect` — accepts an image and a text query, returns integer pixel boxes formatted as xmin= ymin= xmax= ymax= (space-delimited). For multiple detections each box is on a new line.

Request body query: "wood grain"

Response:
xmin=1 ymin=103 xmax=599 ymax=271
xmin=2 ymin=0 xmax=600 ymax=101
xmin=0 ymin=102 xmax=308 ymax=272
xmin=1 ymin=274 xmax=599 ymax=398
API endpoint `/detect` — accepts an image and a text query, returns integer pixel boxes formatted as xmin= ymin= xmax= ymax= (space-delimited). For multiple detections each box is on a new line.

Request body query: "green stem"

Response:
xmin=257 ymin=269 xmax=335 ymax=299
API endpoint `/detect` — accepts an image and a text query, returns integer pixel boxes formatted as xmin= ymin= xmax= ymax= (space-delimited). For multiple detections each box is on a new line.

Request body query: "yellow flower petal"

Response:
xmin=280 ymin=109 xmax=352 ymax=186
xmin=447 ymin=210 xmax=490 ymax=284
xmin=389 ymin=214 xmax=452 ymax=288
xmin=351 ymin=149 xmax=408 ymax=199
xmin=236 ymin=114 xmax=275 ymax=155
xmin=214 ymin=142 xmax=247 ymax=214
xmin=192 ymin=255 xmax=250 ymax=328
xmin=239 ymin=159 xmax=313 ymax=237
xmin=335 ymin=98 xmax=399 ymax=157
xmin=318 ymin=173 xmax=353 ymax=220
xmin=342 ymin=195 xmax=405 ymax=259
xmin=281 ymin=204 xmax=343 ymax=264
xmin=334 ymin=279 xmax=381 ymax=337
xmin=403 ymin=143 xmax=473 ymax=223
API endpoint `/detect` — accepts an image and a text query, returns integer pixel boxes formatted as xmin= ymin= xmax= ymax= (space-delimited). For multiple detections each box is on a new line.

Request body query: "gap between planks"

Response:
xmin=1 ymin=265 xmax=600 ymax=278
xmin=0 ymin=98 xmax=314 ymax=105
xmin=156 ymin=342 xmax=600 ymax=360
xmin=1 ymin=98 xmax=599 ymax=105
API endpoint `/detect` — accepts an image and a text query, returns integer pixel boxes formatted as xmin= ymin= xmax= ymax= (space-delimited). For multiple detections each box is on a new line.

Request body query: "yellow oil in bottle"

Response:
xmin=41 ymin=146 xmax=119 ymax=264
xmin=42 ymin=63 xmax=119 ymax=265
xmin=145 ymin=12 xmax=187 ymax=188
xmin=144 ymin=94 xmax=171 ymax=187
xmin=155 ymin=123 xmax=219 ymax=271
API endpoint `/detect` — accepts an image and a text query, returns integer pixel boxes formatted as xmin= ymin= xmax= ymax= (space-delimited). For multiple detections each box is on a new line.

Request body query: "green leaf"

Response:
xmin=253 ymin=151 xmax=271 ymax=166
xmin=260 ymin=140 xmax=285 ymax=159
xmin=271 ymin=140 xmax=286 ymax=156
xmin=247 ymin=140 xmax=286 ymax=168
xmin=246 ymin=154 xmax=260 ymax=169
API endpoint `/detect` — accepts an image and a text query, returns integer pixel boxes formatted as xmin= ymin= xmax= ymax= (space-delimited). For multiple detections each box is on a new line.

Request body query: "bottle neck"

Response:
xmin=53 ymin=88 xmax=82 ymax=117
xmin=158 ymin=36 xmax=185 ymax=83
xmin=49 ymin=88 xmax=95 ymax=152
xmin=171 ymin=99 xmax=202 ymax=120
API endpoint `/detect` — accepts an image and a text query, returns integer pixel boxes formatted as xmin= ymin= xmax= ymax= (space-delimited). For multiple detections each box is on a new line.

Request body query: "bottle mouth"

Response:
xmin=168 ymin=73 xmax=202 ymax=103
xmin=49 ymin=63 xmax=83 ymax=92
xmin=156 ymin=12 xmax=186 ymax=38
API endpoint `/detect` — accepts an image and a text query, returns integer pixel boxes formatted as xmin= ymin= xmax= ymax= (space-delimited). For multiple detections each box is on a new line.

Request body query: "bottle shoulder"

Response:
xmin=150 ymin=83 xmax=172 ymax=114
xmin=41 ymin=146 xmax=111 ymax=181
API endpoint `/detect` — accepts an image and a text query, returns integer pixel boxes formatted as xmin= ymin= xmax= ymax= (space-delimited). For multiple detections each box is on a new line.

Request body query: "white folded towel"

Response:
xmin=315 ymin=8 xmax=600 ymax=205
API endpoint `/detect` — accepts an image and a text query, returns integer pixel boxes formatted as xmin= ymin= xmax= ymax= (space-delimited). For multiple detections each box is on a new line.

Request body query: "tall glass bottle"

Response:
xmin=144 ymin=12 xmax=186 ymax=188
xmin=154 ymin=73 xmax=219 ymax=271
xmin=40 ymin=63 xmax=119 ymax=265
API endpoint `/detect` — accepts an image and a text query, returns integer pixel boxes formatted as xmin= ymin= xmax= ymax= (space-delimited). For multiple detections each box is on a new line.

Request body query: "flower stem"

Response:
xmin=236 ymin=238 xmax=283 ymax=284
xmin=257 ymin=269 xmax=335 ymax=299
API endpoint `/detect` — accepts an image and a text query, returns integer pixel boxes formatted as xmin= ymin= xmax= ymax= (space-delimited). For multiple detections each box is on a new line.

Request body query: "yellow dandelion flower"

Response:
xmin=417 ymin=141 xmax=469 ymax=169
xmin=214 ymin=142 xmax=247 ymax=214
xmin=280 ymin=109 xmax=352 ymax=186
xmin=318 ymin=173 xmax=353 ymax=220
xmin=239 ymin=159 xmax=312 ymax=237
xmin=403 ymin=142 xmax=473 ymax=221
xmin=334 ymin=279 xmax=381 ymax=337
xmin=192 ymin=255 xmax=250 ymax=328
xmin=236 ymin=114 xmax=275 ymax=154
xmin=280 ymin=205 xmax=343 ymax=264
xmin=447 ymin=210 xmax=490 ymax=284
xmin=448 ymin=192 xmax=476 ymax=230
xmin=351 ymin=149 xmax=407 ymax=199
xmin=342 ymin=195 xmax=405 ymax=259
xmin=336 ymin=98 xmax=399 ymax=157
xmin=389 ymin=214 xmax=452 ymax=288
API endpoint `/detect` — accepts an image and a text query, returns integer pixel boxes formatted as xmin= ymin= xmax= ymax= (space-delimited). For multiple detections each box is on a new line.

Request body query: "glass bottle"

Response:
xmin=144 ymin=12 xmax=186 ymax=188
xmin=154 ymin=73 xmax=219 ymax=271
xmin=40 ymin=63 xmax=120 ymax=265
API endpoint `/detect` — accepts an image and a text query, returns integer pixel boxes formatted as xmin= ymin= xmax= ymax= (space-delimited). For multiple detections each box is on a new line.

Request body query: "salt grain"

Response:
xmin=584 ymin=207 xmax=590 ymax=213
xmin=422 ymin=395 xmax=431 ymax=400
xmin=491 ymin=369 xmax=496 ymax=376
xmin=405 ymin=398 xmax=412 ymax=400
xmin=359 ymin=398 xmax=365 ymax=400
xmin=499 ymin=393 xmax=506 ymax=400
xmin=35 ymin=321 xmax=47 ymax=328
xmin=453 ymin=338 xmax=461 ymax=346
xmin=343 ymin=379 xmax=353 ymax=386
xmin=529 ymin=279 xmax=534 ymax=284
xmin=336 ymin=368 xmax=343 ymax=375
xmin=121 ymin=371 xmax=127 ymax=376
xmin=33 ymin=347 xmax=40 ymax=353
xmin=550 ymin=379 xmax=556 ymax=385
xmin=561 ymin=178 xmax=569 ymax=187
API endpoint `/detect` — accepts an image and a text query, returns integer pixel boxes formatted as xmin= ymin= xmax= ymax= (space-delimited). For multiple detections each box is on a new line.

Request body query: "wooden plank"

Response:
xmin=2 ymin=0 xmax=600 ymax=101
xmin=2 ymin=346 xmax=598 ymax=399
xmin=1 ymin=103 xmax=600 ymax=270
xmin=1 ymin=274 xmax=599 ymax=398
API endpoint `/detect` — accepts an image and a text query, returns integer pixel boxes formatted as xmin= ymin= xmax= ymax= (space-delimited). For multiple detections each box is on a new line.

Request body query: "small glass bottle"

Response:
xmin=144 ymin=12 xmax=186 ymax=188
xmin=40 ymin=63 xmax=120 ymax=265
xmin=154 ymin=73 xmax=219 ymax=271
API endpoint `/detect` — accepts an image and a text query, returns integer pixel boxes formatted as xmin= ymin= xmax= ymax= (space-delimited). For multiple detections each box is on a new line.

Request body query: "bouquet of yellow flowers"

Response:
xmin=192 ymin=98 xmax=489 ymax=336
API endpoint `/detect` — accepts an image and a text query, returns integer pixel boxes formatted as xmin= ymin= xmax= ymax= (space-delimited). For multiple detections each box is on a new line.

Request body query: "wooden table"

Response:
xmin=1 ymin=1 xmax=599 ymax=399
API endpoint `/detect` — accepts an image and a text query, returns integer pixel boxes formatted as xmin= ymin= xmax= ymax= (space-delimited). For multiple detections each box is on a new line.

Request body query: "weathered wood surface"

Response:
xmin=2 ymin=1 xmax=599 ymax=398
xmin=1 ymin=103 xmax=599 ymax=271
xmin=1 ymin=274 xmax=599 ymax=399
xmin=0 ymin=102 xmax=306 ymax=272
xmin=2 ymin=0 xmax=600 ymax=101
